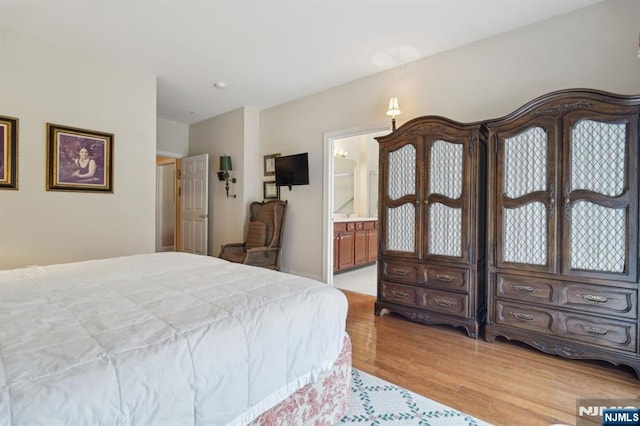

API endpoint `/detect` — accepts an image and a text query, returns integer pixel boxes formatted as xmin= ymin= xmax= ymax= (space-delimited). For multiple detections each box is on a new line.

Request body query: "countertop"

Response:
xmin=333 ymin=217 xmax=377 ymax=223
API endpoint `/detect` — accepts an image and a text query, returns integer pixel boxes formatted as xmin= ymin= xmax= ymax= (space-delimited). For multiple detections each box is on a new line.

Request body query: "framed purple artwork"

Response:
xmin=0 ymin=115 xmax=18 ymax=190
xmin=46 ymin=123 xmax=114 ymax=193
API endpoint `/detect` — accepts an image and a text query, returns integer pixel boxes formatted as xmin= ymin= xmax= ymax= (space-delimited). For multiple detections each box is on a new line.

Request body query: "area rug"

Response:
xmin=338 ymin=368 xmax=490 ymax=425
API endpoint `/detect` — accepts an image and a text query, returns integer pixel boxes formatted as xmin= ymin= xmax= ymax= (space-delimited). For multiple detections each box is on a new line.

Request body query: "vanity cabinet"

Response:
xmin=354 ymin=227 xmax=368 ymax=266
xmin=334 ymin=222 xmax=355 ymax=271
xmin=375 ymin=116 xmax=487 ymax=338
xmin=333 ymin=220 xmax=377 ymax=272
xmin=485 ymin=89 xmax=640 ymax=378
xmin=366 ymin=224 xmax=378 ymax=263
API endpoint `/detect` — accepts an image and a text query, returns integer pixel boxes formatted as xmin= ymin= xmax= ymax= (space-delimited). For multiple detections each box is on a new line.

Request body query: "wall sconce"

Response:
xmin=218 ymin=155 xmax=237 ymax=198
xmin=386 ymin=97 xmax=401 ymax=131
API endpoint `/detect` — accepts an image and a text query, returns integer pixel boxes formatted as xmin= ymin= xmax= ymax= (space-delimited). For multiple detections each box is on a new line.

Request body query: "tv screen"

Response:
xmin=275 ymin=152 xmax=309 ymax=189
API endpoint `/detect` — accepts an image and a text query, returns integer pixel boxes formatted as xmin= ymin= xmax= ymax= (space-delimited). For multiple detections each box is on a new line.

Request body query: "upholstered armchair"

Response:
xmin=219 ymin=200 xmax=287 ymax=271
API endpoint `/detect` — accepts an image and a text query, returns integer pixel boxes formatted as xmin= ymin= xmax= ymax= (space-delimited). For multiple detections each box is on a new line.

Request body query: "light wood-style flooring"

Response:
xmin=343 ymin=290 xmax=639 ymax=426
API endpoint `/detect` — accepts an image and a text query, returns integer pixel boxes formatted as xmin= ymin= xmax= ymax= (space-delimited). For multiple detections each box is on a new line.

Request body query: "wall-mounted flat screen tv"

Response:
xmin=275 ymin=152 xmax=309 ymax=189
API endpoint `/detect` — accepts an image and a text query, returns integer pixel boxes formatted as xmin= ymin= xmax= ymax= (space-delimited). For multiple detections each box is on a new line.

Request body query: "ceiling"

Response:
xmin=0 ymin=0 xmax=602 ymax=125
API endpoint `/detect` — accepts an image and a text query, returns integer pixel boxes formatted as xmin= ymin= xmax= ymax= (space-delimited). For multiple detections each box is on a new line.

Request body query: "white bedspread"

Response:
xmin=0 ymin=252 xmax=348 ymax=426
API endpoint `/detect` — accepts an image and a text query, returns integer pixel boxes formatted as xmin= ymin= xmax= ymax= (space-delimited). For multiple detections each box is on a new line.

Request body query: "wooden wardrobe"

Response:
xmin=375 ymin=116 xmax=487 ymax=338
xmin=484 ymin=89 xmax=640 ymax=378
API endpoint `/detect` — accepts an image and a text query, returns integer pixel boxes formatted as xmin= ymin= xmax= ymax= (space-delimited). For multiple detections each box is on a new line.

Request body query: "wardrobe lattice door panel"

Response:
xmin=503 ymin=203 xmax=548 ymax=265
xmin=570 ymin=202 xmax=626 ymax=272
xmin=571 ymin=120 xmax=626 ymax=196
xmin=387 ymin=203 xmax=416 ymax=253
xmin=428 ymin=139 xmax=464 ymax=258
xmin=500 ymin=125 xmax=550 ymax=267
xmin=567 ymin=119 xmax=629 ymax=274
xmin=429 ymin=140 xmax=462 ymax=199
xmin=503 ymin=127 xmax=547 ymax=198
xmin=428 ymin=203 xmax=462 ymax=257
xmin=388 ymin=144 xmax=416 ymax=200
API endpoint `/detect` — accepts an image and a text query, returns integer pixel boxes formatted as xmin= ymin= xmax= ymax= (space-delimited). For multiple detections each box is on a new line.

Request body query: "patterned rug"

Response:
xmin=338 ymin=369 xmax=490 ymax=425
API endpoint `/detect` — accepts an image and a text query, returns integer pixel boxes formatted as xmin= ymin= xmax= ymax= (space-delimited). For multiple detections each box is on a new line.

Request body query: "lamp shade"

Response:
xmin=386 ymin=97 xmax=401 ymax=117
xmin=219 ymin=155 xmax=233 ymax=171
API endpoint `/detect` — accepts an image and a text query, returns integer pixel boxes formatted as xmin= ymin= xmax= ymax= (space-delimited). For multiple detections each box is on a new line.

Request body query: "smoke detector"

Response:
xmin=213 ymin=81 xmax=228 ymax=90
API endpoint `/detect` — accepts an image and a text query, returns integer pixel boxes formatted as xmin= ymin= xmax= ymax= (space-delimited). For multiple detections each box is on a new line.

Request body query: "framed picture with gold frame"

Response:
xmin=0 ymin=115 xmax=18 ymax=190
xmin=263 ymin=153 xmax=280 ymax=176
xmin=46 ymin=123 xmax=114 ymax=193
xmin=263 ymin=180 xmax=279 ymax=200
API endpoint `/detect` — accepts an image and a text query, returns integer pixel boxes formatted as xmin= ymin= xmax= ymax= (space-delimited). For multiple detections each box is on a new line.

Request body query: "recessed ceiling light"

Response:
xmin=213 ymin=81 xmax=229 ymax=89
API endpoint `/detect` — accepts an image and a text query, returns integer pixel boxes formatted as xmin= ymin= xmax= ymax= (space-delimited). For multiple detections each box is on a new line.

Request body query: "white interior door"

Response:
xmin=181 ymin=154 xmax=209 ymax=255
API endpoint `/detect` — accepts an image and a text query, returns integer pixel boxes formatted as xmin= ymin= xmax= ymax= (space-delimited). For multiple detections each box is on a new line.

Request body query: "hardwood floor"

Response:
xmin=343 ymin=290 xmax=639 ymax=426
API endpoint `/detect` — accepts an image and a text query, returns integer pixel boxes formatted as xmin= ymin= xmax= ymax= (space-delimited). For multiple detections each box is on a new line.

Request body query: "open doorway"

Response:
xmin=322 ymin=125 xmax=389 ymax=294
xmin=156 ymin=156 xmax=178 ymax=252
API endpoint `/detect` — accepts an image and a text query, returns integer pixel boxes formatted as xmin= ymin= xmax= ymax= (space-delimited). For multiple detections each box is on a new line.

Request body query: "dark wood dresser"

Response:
xmin=374 ymin=116 xmax=487 ymax=338
xmin=484 ymin=89 xmax=640 ymax=378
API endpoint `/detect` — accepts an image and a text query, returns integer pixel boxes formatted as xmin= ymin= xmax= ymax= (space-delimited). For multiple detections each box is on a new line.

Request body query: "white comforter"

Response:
xmin=0 ymin=252 xmax=348 ymax=426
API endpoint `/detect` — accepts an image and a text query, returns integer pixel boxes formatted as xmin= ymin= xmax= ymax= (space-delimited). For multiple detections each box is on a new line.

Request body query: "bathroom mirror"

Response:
xmin=333 ymin=157 xmax=356 ymax=216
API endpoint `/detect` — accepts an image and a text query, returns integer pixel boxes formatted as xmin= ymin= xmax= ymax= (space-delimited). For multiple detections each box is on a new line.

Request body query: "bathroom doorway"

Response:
xmin=322 ymin=125 xmax=389 ymax=294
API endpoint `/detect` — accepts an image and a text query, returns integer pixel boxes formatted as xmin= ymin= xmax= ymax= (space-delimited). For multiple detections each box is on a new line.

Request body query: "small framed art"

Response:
xmin=263 ymin=180 xmax=280 ymax=200
xmin=263 ymin=153 xmax=280 ymax=176
xmin=0 ymin=115 xmax=18 ymax=190
xmin=46 ymin=123 xmax=114 ymax=193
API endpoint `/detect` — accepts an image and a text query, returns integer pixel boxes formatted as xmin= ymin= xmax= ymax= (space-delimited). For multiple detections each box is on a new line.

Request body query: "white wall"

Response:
xmin=243 ymin=107 xmax=262 ymax=207
xmin=0 ymin=28 xmax=157 ymax=270
xmin=259 ymin=0 xmax=640 ymax=280
xmin=157 ymin=118 xmax=189 ymax=158
xmin=189 ymin=108 xmax=241 ymax=256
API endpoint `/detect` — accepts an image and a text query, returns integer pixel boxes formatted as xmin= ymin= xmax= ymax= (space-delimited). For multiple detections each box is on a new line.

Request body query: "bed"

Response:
xmin=0 ymin=252 xmax=350 ymax=425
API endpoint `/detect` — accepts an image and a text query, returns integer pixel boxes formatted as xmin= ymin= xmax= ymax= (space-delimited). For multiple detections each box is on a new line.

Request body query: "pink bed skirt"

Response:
xmin=249 ymin=334 xmax=352 ymax=426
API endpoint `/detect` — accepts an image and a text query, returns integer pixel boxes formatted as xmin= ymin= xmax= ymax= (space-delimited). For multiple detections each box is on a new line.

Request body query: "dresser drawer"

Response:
xmin=495 ymin=301 xmax=637 ymax=352
xmin=421 ymin=289 xmax=469 ymax=318
xmin=427 ymin=267 xmax=469 ymax=292
xmin=496 ymin=274 xmax=637 ymax=319
xmin=496 ymin=274 xmax=554 ymax=304
xmin=382 ymin=260 xmax=427 ymax=284
xmin=363 ymin=221 xmax=376 ymax=230
xmin=495 ymin=301 xmax=553 ymax=334
xmin=333 ymin=222 xmax=347 ymax=232
xmin=561 ymin=283 xmax=637 ymax=319
xmin=564 ymin=314 xmax=637 ymax=352
xmin=380 ymin=282 xmax=419 ymax=307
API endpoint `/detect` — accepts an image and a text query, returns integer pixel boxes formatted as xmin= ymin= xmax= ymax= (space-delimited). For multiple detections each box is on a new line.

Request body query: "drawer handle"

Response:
xmin=578 ymin=324 xmax=612 ymax=336
xmin=435 ymin=274 xmax=454 ymax=282
xmin=512 ymin=284 xmax=536 ymax=294
xmin=434 ymin=298 xmax=453 ymax=307
xmin=512 ymin=312 xmax=535 ymax=322
xmin=391 ymin=290 xmax=410 ymax=298
xmin=577 ymin=293 xmax=612 ymax=304
xmin=393 ymin=268 xmax=409 ymax=276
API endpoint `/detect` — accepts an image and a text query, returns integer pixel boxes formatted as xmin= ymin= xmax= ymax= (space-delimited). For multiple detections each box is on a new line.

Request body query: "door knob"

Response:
xmin=199 ymin=214 xmax=208 ymax=219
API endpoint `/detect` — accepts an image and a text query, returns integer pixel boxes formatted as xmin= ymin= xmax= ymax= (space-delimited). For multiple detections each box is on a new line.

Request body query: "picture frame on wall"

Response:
xmin=46 ymin=123 xmax=114 ymax=193
xmin=0 ymin=115 xmax=19 ymax=190
xmin=263 ymin=153 xmax=280 ymax=176
xmin=263 ymin=180 xmax=279 ymax=200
